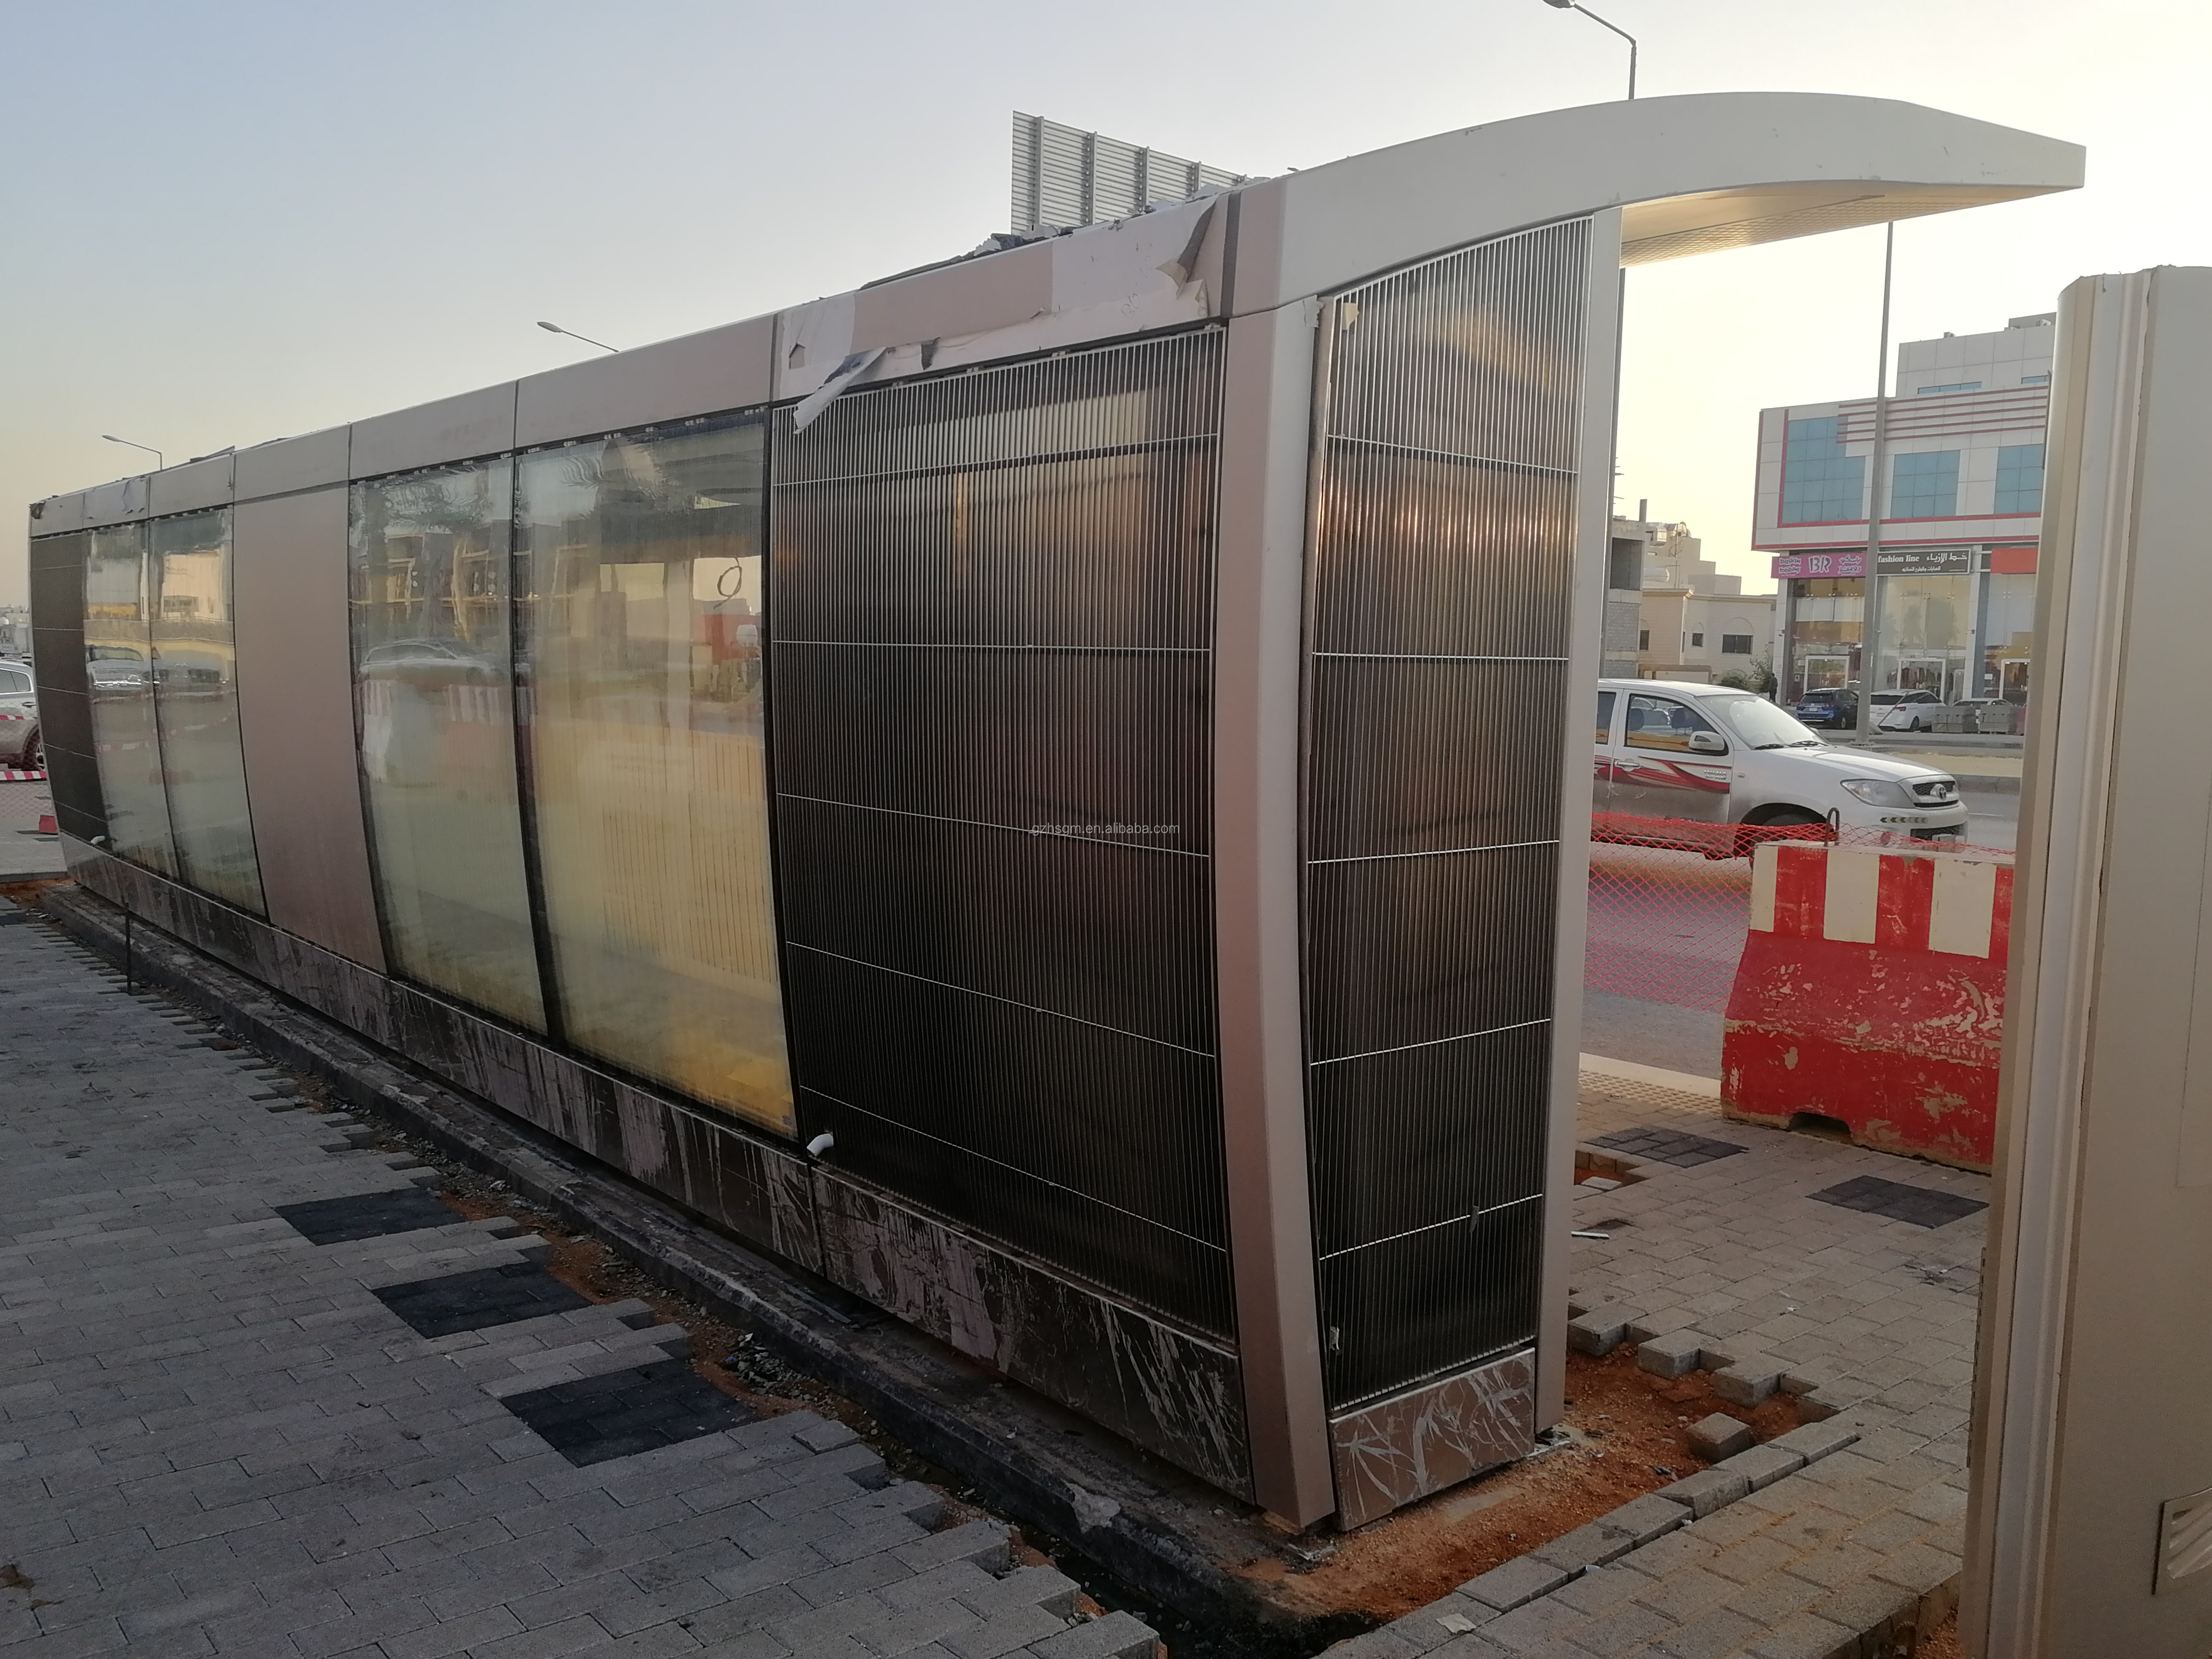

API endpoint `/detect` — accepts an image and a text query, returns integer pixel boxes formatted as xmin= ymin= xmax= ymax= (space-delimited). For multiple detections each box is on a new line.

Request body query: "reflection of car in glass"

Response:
xmin=1595 ymin=678 xmax=1968 ymax=854
xmin=1872 ymin=691 xmax=1946 ymax=733
xmin=1792 ymin=687 xmax=1936 ymax=729
xmin=358 ymin=637 xmax=506 ymax=786
xmin=359 ymin=638 xmax=504 ymax=685
xmin=0 ymin=658 xmax=40 ymax=769
xmin=86 ymin=657 xmax=153 ymax=692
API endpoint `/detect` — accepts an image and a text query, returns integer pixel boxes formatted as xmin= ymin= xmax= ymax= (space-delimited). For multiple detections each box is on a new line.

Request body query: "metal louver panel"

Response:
xmin=1010 ymin=112 xmax=1253 ymax=233
xmin=772 ymin=330 xmax=1235 ymax=1337
xmin=1302 ymin=219 xmax=1591 ymax=1411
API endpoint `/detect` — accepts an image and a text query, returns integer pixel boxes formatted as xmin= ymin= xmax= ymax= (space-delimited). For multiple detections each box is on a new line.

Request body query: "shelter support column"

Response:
xmin=1214 ymin=297 xmax=1335 ymax=1527
xmin=1540 ymin=208 xmax=1624 ymax=1429
xmin=1967 ymin=266 xmax=2212 ymax=1653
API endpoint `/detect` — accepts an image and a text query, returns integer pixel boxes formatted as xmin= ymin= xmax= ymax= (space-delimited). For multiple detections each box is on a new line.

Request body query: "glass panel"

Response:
xmin=350 ymin=462 xmax=546 ymax=1030
xmin=149 ymin=510 xmax=264 ymax=912
xmin=84 ymin=525 xmax=176 ymax=874
xmin=1995 ymin=443 xmax=2045 ymax=515
xmin=517 ymin=417 xmax=792 ymax=1135
xmin=1781 ymin=416 xmax=1865 ymax=525
xmin=1889 ymin=449 xmax=1960 ymax=519
xmin=1782 ymin=576 xmax=1864 ymax=701
xmin=1979 ymin=571 xmax=2037 ymax=701
xmin=1593 ymin=688 xmax=1615 ymax=745
xmin=1879 ymin=573 xmax=1972 ymax=704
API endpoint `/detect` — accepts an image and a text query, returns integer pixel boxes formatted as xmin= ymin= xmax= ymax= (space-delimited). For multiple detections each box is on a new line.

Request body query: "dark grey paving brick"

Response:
xmin=1588 ymin=1126 xmax=1748 ymax=1167
xmin=372 ymin=1264 xmax=593 ymax=1339
xmin=273 ymin=1190 xmax=461 ymax=1245
xmin=1806 ymin=1175 xmax=1987 ymax=1230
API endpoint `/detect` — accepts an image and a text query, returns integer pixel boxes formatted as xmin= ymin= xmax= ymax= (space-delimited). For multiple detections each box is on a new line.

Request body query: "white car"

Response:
xmin=1594 ymin=678 xmax=1968 ymax=854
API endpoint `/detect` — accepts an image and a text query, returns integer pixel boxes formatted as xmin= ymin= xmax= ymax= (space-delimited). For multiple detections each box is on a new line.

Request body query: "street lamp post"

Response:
xmin=536 ymin=321 xmax=620 ymax=354
xmin=1540 ymin=0 xmax=1637 ymax=99
xmin=102 ymin=434 xmax=163 ymax=469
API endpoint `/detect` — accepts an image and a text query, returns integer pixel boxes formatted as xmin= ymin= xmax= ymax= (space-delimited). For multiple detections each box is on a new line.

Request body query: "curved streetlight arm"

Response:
xmin=102 ymin=434 xmax=164 ymax=469
xmin=1543 ymin=1 xmax=1637 ymax=98
xmin=537 ymin=320 xmax=620 ymax=354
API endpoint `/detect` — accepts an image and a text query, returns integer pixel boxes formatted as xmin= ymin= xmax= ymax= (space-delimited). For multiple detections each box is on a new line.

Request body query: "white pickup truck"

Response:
xmin=1593 ymin=677 xmax=1968 ymax=853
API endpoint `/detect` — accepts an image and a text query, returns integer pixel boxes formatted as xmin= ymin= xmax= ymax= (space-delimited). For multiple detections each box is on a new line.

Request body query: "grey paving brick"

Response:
xmin=1653 ymin=1468 xmax=1749 ymax=1520
xmin=949 ymin=1568 xmax=1080 ymax=1623
xmin=1738 ymin=1612 xmax=1859 ymax=1659
xmin=1556 ymin=1599 xmax=1672 ymax=1658
xmin=943 ymin=1603 xmax=1068 ymax=1659
xmin=1632 ymin=1331 xmax=1703 ymax=1380
xmin=1652 ymin=1605 xmax=1762 ymax=1659
xmin=889 ymin=1522 xmax=1010 ymax=1576
xmin=1466 ymin=1592 xmax=1583 ymax=1652
xmin=1714 ymin=1443 xmax=1804 ymax=1493
xmin=1462 ymin=1556 xmax=1572 ymax=1613
xmin=1021 ymin=1612 xmax=1155 ymax=1659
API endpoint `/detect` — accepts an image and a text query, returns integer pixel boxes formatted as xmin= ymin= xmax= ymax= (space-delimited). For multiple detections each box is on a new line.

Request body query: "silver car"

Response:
xmin=0 ymin=658 xmax=38 ymax=770
xmin=1594 ymin=677 xmax=1968 ymax=854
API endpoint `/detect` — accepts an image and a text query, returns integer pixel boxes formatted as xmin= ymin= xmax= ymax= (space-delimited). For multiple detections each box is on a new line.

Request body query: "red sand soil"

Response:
xmin=1918 ymin=1612 xmax=1962 ymax=1657
xmin=1245 ymin=1345 xmax=1807 ymax=1622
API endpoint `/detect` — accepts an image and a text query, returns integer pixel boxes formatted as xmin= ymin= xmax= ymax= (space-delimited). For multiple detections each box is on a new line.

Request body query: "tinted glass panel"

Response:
xmin=84 ymin=526 xmax=174 ymax=874
xmin=1995 ymin=443 xmax=2045 ymax=515
xmin=149 ymin=510 xmax=264 ymax=913
xmin=1780 ymin=416 xmax=1865 ymax=525
xmin=350 ymin=463 xmax=546 ymax=1031
xmin=1890 ymin=449 xmax=1959 ymax=520
xmin=517 ymin=418 xmax=791 ymax=1135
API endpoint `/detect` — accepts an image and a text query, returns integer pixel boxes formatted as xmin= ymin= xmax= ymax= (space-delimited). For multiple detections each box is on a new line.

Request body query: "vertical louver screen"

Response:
xmin=1304 ymin=220 xmax=1589 ymax=1410
xmin=772 ymin=331 xmax=1236 ymax=1337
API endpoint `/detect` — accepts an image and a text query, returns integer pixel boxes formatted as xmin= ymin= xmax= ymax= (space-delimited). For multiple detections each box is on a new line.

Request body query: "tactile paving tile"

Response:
xmin=1808 ymin=1173 xmax=1988 ymax=1229
xmin=500 ymin=1357 xmax=761 ymax=1465
xmin=274 ymin=1187 xmax=460 ymax=1244
xmin=372 ymin=1261 xmax=593 ymax=1338
xmin=1588 ymin=1125 xmax=1749 ymax=1167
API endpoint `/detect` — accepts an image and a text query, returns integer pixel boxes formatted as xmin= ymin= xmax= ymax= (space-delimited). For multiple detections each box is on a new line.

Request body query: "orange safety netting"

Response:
xmin=1582 ymin=813 xmax=2011 ymax=1013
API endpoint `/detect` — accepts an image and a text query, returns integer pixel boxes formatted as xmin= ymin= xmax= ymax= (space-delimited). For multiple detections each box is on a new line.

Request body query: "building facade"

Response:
xmin=1610 ymin=512 xmax=1776 ymax=683
xmin=24 ymin=96 xmax=2080 ymax=1530
xmin=1754 ymin=314 xmax=2052 ymax=707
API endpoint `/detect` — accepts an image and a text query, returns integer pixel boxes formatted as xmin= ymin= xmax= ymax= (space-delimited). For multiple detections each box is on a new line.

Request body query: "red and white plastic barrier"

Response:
xmin=1721 ymin=842 xmax=2012 ymax=1171
xmin=0 ymin=769 xmax=45 ymax=783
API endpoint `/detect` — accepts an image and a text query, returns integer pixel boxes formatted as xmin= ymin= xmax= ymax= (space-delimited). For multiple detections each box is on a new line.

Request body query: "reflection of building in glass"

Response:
xmin=1755 ymin=314 xmax=2052 ymax=708
xmin=25 ymin=96 xmax=2083 ymax=1532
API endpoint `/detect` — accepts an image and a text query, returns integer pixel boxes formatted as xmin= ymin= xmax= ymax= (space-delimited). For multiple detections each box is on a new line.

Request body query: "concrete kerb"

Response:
xmin=32 ymin=884 xmax=1330 ymax=1647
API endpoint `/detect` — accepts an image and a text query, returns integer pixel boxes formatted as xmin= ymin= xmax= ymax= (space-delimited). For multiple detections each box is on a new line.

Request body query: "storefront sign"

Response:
xmin=1771 ymin=551 xmax=1866 ymax=579
xmin=1875 ymin=546 xmax=1974 ymax=575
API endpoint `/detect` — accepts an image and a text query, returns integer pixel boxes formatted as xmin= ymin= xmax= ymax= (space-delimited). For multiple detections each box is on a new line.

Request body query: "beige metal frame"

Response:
xmin=1967 ymin=267 xmax=2212 ymax=1652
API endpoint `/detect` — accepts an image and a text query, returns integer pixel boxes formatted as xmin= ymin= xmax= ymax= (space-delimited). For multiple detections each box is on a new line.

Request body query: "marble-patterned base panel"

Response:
xmin=61 ymin=839 xmax=1255 ymax=1501
xmin=1327 ymin=1347 xmax=1536 ymax=1529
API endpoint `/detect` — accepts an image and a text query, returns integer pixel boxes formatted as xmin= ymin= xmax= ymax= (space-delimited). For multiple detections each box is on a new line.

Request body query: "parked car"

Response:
xmin=1873 ymin=691 xmax=1952 ymax=733
xmin=1594 ymin=678 xmax=1968 ymax=854
xmin=1792 ymin=687 xmax=1937 ymax=730
xmin=0 ymin=657 xmax=40 ymax=770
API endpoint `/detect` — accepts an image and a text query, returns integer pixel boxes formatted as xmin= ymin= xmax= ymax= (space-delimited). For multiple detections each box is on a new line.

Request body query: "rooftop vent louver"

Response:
xmin=1010 ymin=112 xmax=1252 ymax=235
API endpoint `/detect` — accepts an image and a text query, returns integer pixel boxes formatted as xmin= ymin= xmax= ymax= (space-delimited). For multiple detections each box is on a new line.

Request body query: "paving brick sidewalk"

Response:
xmin=1344 ymin=1074 xmax=1986 ymax=1658
xmin=0 ymin=914 xmax=1156 ymax=1659
xmin=0 ymin=778 xmax=64 ymax=877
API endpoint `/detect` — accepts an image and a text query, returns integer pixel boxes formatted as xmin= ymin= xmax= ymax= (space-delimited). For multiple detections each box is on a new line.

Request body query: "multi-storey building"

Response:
xmin=1753 ymin=314 xmax=2051 ymax=707
xmin=1609 ymin=512 xmax=1776 ymax=683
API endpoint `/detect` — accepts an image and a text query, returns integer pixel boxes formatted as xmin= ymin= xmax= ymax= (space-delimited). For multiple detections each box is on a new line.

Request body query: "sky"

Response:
xmin=6 ymin=0 xmax=2211 ymax=608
